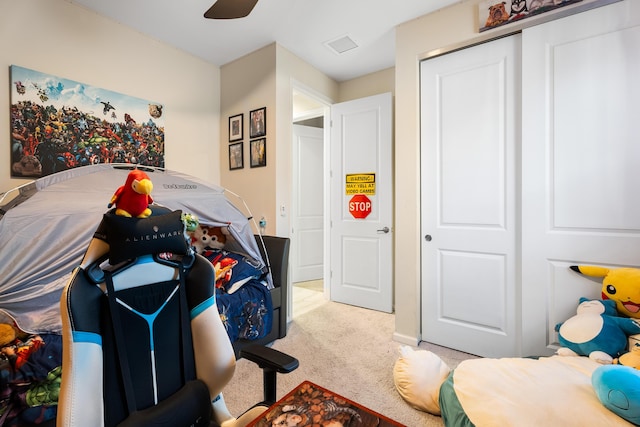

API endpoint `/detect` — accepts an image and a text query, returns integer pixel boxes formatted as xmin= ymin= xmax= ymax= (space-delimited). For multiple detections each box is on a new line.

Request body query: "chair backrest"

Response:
xmin=58 ymin=207 xmax=237 ymax=426
xmin=254 ymin=234 xmax=290 ymax=290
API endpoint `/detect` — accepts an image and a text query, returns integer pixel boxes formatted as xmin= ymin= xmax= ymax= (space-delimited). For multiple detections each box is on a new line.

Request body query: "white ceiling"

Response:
xmin=68 ymin=0 xmax=460 ymax=82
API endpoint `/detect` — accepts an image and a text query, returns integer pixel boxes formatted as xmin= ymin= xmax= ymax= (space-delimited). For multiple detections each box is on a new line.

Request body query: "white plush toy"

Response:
xmin=555 ymin=297 xmax=640 ymax=364
xmin=393 ymin=346 xmax=451 ymax=415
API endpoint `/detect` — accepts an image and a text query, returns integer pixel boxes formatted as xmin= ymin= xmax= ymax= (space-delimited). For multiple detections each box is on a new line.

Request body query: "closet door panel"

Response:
xmin=421 ymin=35 xmax=520 ymax=358
xmin=554 ymin=26 xmax=640 ymax=230
xmin=521 ymin=0 xmax=640 ymax=356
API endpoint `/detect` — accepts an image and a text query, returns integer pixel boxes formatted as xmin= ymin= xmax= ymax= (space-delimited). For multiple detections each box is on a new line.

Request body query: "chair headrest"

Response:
xmin=101 ymin=207 xmax=188 ymax=264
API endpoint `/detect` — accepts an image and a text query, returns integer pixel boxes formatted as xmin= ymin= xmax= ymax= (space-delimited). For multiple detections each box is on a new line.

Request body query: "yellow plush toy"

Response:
xmin=571 ymin=265 xmax=640 ymax=319
xmin=0 ymin=323 xmax=17 ymax=347
xmin=614 ymin=343 xmax=640 ymax=368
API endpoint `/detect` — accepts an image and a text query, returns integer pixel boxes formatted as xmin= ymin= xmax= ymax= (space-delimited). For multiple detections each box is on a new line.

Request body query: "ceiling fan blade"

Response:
xmin=204 ymin=0 xmax=259 ymax=19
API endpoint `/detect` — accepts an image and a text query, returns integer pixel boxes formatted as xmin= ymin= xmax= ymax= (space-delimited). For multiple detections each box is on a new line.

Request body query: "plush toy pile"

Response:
xmin=570 ymin=265 xmax=640 ymax=425
xmin=393 ymin=264 xmax=640 ymax=425
xmin=0 ymin=318 xmax=61 ymax=425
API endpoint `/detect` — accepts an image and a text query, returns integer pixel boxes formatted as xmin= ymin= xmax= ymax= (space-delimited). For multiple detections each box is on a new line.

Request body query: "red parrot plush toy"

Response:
xmin=108 ymin=169 xmax=154 ymax=218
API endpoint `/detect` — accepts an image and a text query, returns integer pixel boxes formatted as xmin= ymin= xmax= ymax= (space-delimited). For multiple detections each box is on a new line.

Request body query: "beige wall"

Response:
xmin=220 ymin=43 xmax=338 ymax=236
xmin=220 ymin=44 xmax=278 ymax=232
xmin=338 ymin=67 xmax=395 ymax=102
xmin=275 ymin=45 xmax=338 ymax=236
xmin=1 ymin=0 xmax=221 ymax=195
xmin=393 ymin=0 xmax=487 ymax=344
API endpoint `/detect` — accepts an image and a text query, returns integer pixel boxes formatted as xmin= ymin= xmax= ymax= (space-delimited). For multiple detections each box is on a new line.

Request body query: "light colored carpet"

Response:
xmin=291 ymin=282 xmax=326 ymax=317
xmin=221 ymin=294 xmax=478 ymax=426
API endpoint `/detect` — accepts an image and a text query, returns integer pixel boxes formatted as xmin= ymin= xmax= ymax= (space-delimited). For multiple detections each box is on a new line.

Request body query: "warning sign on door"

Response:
xmin=345 ymin=173 xmax=375 ymax=195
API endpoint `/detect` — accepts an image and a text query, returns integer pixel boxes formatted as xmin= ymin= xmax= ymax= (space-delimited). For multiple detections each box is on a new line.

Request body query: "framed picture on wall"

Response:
xmin=249 ymin=107 xmax=266 ymax=138
xmin=229 ymin=113 xmax=243 ymax=142
xmin=250 ymin=138 xmax=266 ymax=168
xmin=229 ymin=142 xmax=243 ymax=170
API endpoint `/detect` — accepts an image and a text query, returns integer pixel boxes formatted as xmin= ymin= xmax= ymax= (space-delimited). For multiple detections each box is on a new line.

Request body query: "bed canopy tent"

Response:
xmin=0 ymin=164 xmax=267 ymax=334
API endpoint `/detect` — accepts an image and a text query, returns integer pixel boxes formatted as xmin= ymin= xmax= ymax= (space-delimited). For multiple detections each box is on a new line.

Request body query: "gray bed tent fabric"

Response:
xmin=0 ymin=164 xmax=266 ymax=334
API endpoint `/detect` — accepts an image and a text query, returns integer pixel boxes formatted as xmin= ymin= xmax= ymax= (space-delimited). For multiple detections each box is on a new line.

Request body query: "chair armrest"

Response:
xmin=239 ymin=344 xmax=299 ymax=373
xmin=240 ymin=344 xmax=299 ymax=405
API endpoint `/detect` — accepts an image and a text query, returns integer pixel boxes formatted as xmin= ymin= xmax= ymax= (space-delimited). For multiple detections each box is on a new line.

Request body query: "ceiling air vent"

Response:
xmin=324 ymin=35 xmax=358 ymax=54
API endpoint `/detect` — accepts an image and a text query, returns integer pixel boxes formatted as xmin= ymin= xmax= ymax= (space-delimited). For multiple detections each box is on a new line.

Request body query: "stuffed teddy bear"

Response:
xmin=571 ymin=265 xmax=640 ymax=319
xmin=189 ymin=224 xmax=226 ymax=254
xmin=555 ymin=297 xmax=640 ymax=364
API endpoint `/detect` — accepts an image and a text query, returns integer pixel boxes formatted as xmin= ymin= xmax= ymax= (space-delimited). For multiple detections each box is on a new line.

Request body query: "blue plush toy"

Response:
xmin=555 ymin=298 xmax=640 ymax=364
xmin=592 ymin=364 xmax=640 ymax=424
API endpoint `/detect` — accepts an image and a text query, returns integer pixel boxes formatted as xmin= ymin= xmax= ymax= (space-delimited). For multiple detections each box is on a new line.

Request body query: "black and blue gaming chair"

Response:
xmin=57 ymin=207 xmax=297 ymax=426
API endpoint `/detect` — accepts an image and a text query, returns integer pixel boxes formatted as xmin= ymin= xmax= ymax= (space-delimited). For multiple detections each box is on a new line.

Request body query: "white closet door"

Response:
xmin=521 ymin=0 xmax=640 ymax=356
xmin=420 ymin=35 xmax=520 ymax=358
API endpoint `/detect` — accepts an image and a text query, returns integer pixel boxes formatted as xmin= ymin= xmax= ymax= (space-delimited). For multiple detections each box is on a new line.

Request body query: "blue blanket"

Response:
xmin=216 ymin=279 xmax=273 ymax=343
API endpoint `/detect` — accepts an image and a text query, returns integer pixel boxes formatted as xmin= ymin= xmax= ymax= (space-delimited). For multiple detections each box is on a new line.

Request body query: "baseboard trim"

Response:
xmin=392 ymin=332 xmax=420 ymax=346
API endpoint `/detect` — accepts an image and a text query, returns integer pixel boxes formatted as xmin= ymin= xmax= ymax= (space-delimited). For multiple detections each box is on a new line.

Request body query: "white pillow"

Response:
xmin=393 ymin=346 xmax=451 ymax=415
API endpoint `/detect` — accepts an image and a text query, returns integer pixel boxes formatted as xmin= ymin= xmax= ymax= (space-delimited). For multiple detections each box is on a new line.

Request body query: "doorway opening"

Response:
xmin=292 ymin=279 xmax=324 ymax=317
xmin=290 ymin=86 xmax=330 ymax=318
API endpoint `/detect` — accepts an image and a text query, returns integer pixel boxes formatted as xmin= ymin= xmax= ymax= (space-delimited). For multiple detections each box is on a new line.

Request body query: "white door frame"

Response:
xmin=290 ymin=82 xmax=332 ymax=315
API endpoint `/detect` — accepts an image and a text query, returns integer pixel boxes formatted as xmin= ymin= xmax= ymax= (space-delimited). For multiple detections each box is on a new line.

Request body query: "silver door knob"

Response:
xmin=424 ymin=234 xmax=432 ymax=241
xmin=377 ymin=226 xmax=390 ymax=234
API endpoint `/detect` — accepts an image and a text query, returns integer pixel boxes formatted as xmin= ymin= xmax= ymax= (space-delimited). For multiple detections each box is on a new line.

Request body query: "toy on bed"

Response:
xmin=0 ymin=319 xmax=62 ymax=426
xmin=107 ymin=169 xmax=154 ymax=218
xmin=571 ymin=265 xmax=640 ymax=319
xmin=593 ymin=363 xmax=640 ymax=425
xmin=394 ymin=345 xmax=637 ymax=426
xmin=393 ymin=296 xmax=640 ymax=425
xmin=591 ymin=342 xmax=640 ymax=424
xmin=555 ymin=297 xmax=640 ymax=364
xmin=187 ymin=224 xmax=235 ymax=284
xmin=189 ymin=224 xmax=227 ymax=254
xmin=615 ymin=343 xmax=640 ymax=368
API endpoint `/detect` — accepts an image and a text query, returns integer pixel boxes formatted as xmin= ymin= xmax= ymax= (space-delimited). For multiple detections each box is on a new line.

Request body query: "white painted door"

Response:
xmin=291 ymin=124 xmax=324 ymax=283
xmin=421 ymin=35 xmax=520 ymax=358
xmin=521 ymin=1 xmax=640 ymax=357
xmin=330 ymin=93 xmax=393 ymax=312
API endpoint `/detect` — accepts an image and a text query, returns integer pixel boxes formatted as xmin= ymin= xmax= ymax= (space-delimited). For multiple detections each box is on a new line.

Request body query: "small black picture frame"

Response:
xmin=250 ymin=138 xmax=266 ymax=168
xmin=229 ymin=142 xmax=243 ymax=170
xmin=229 ymin=113 xmax=243 ymax=142
xmin=249 ymin=107 xmax=266 ymax=138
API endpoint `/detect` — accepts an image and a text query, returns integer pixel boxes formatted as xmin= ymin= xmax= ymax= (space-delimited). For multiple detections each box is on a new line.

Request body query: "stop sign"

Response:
xmin=349 ymin=194 xmax=372 ymax=219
